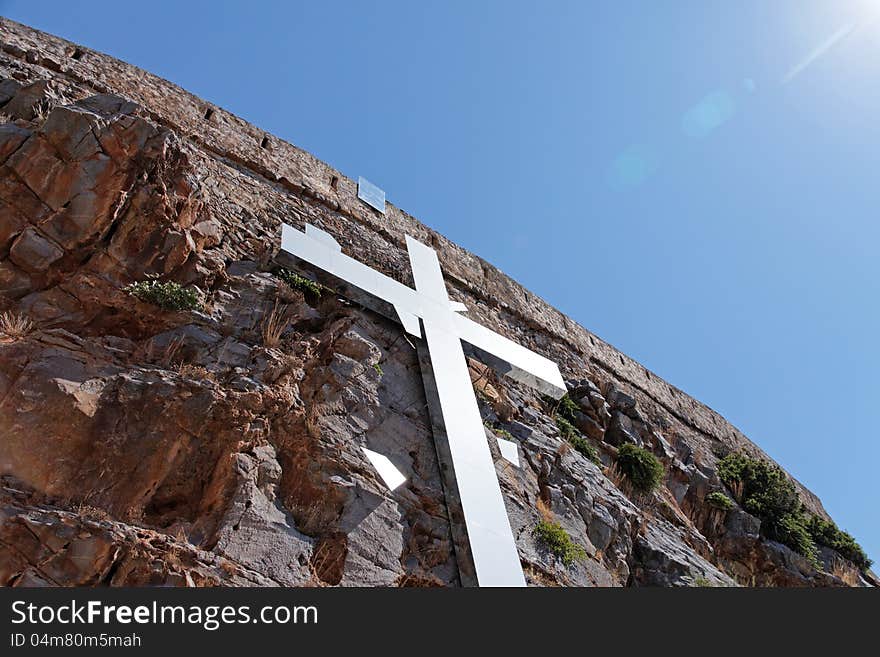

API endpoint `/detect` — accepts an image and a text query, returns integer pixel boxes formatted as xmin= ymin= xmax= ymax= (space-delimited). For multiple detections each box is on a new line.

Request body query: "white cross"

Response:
xmin=280 ymin=223 xmax=566 ymax=586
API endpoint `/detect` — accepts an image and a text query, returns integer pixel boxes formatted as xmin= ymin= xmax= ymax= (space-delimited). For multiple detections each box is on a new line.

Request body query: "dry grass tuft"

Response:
xmin=30 ymin=98 xmax=52 ymax=124
xmin=262 ymin=300 xmax=291 ymax=348
xmin=303 ymin=407 xmax=323 ymax=440
xmin=606 ymin=462 xmax=627 ymax=491
xmin=397 ymin=572 xmax=445 ymax=587
xmin=177 ymin=362 xmax=215 ymax=382
xmin=728 ymin=479 xmax=745 ymax=503
xmin=830 ymin=558 xmax=860 ymax=586
xmin=607 ymin=462 xmax=650 ymax=505
xmin=218 ymin=559 xmax=239 ymax=577
xmin=159 ymin=335 xmax=185 ymax=368
xmin=0 ymin=311 xmax=34 ymax=340
xmin=536 ymin=497 xmax=554 ymax=523
xmin=73 ymin=502 xmax=110 ymax=522
xmin=275 ymin=280 xmax=301 ymax=304
xmin=310 ymin=533 xmax=347 ymax=585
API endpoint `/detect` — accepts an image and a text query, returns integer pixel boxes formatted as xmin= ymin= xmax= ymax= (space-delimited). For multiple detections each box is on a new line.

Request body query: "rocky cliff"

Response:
xmin=0 ymin=18 xmax=873 ymax=587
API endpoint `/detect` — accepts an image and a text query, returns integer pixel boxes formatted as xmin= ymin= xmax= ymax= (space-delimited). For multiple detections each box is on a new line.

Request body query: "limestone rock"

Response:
xmin=9 ymin=228 xmax=63 ymax=272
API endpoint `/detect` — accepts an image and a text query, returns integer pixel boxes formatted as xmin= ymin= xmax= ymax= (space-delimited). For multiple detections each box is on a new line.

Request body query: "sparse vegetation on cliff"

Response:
xmin=807 ymin=515 xmax=872 ymax=571
xmin=125 ymin=279 xmax=201 ymax=311
xmin=556 ymin=393 xmax=580 ymax=423
xmin=552 ymin=394 xmax=600 ymax=464
xmin=777 ymin=514 xmax=819 ymax=567
xmin=717 ymin=453 xmax=816 ymax=563
xmin=569 ymin=434 xmax=601 ymax=464
xmin=554 ymin=414 xmax=577 ymax=440
xmin=261 ymin=301 xmax=290 ymax=347
xmin=484 ymin=420 xmax=514 ymax=441
xmin=616 ymin=443 xmax=664 ymax=493
xmin=706 ymin=491 xmax=734 ymax=511
xmin=715 ymin=452 xmax=875 ymax=570
xmin=274 ymin=268 xmax=323 ymax=300
xmin=534 ymin=520 xmax=586 ymax=566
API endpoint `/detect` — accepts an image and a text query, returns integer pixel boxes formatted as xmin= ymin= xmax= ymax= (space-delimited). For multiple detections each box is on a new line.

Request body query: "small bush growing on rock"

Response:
xmin=533 ymin=520 xmax=586 ymax=566
xmin=717 ymin=453 xmax=801 ymax=523
xmin=550 ymin=394 xmax=602 ymax=465
xmin=569 ymin=435 xmax=601 ymax=465
xmin=555 ymin=415 xmax=599 ymax=463
xmin=372 ymin=363 xmax=383 ymax=377
xmin=125 ymin=279 xmax=201 ymax=311
xmin=717 ymin=453 xmax=823 ymax=567
xmin=555 ymin=414 xmax=578 ymax=440
xmin=544 ymin=392 xmax=581 ymax=425
xmin=706 ymin=491 xmax=734 ymax=511
xmin=616 ymin=443 xmax=664 ymax=493
xmin=274 ymin=268 xmax=323 ymax=300
xmin=484 ymin=420 xmax=515 ymax=441
xmin=776 ymin=513 xmax=819 ymax=567
xmin=556 ymin=393 xmax=580 ymax=423
xmin=807 ymin=515 xmax=872 ymax=571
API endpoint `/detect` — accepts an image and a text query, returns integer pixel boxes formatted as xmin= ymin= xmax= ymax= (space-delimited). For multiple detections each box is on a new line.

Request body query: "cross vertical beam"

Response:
xmin=405 ymin=237 xmax=526 ymax=586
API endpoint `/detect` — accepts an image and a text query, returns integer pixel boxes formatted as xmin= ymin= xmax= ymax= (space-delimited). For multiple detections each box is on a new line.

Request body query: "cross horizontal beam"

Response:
xmin=281 ymin=224 xmax=566 ymax=398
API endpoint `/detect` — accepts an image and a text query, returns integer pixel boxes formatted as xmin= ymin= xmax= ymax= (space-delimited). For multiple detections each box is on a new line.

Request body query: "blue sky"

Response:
xmin=4 ymin=1 xmax=877 ymax=564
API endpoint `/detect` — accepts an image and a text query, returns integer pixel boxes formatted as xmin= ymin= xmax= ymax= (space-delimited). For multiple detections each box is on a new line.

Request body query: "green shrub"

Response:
xmin=546 ymin=393 xmax=601 ymax=466
xmin=554 ymin=415 xmax=600 ymax=464
xmin=543 ymin=392 xmax=581 ymax=423
xmin=372 ymin=363 xmax=383 ymax=377
xmin=807 ymin=515 xmax=872 ymax=571
xmin=616 ymin=443 xmax=664 ymax=493
xmin=125 ymin=279 xmax=201 ymax=311
xmin=555 ymin=415 xmax=578 ymax=440
xmin=777 ymin=513 xmax=819 ymax=567
xmin=556 ymin=393 xmax=580 ymax=423
xmin=483 ymin=420 xmax=514 ymax=441
xmin=717 ymin=453 xmax=821 ymax=567
xmin=275 ymin=268 xmax=323 ymax=299
xmin=569 ymin=435 xmax=601 ymax=465
xmin=706 ymin=491 xmax=734 ymax=511
xmin=533 ymin=520 xmax=586 ymax=566
xmin=718 ymin=453 xmax=872 ymax=570
xmin=717 ymin=453 xmax=801 ymax=523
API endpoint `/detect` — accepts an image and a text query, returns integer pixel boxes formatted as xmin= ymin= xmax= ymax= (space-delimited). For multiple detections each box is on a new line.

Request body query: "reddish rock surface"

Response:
xmin=0 ymin=18 xmax=873 ymax=587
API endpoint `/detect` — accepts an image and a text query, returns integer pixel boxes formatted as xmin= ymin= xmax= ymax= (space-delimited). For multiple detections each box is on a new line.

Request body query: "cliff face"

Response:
xmin=0 ymin=18 xmax=872 ymax=588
